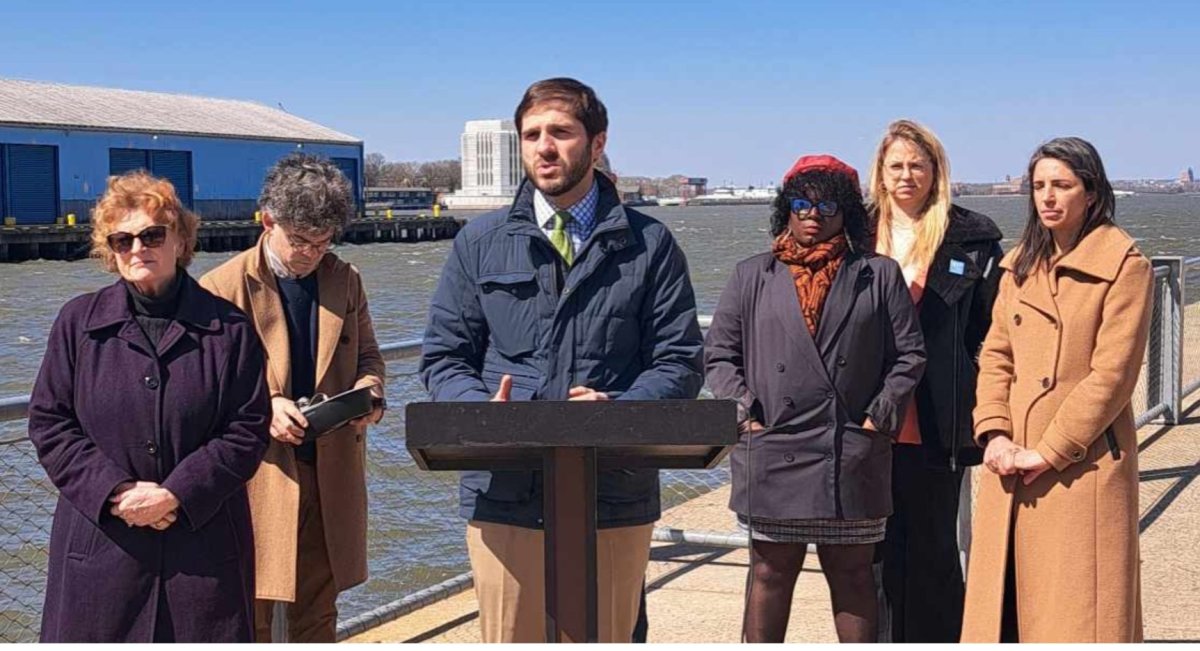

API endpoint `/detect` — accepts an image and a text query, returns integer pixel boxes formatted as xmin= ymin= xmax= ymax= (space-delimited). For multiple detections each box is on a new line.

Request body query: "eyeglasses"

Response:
xmin=790 ymin=198 xmax=839 ymax=218
xmin=106 ymin=225 xmax=168 ymax=254
xmin=281 ymin=229 xmax=336 ymax=254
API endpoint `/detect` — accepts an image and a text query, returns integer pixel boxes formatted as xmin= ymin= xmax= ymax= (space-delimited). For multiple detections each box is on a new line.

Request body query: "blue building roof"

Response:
xmin=0 ymin=78 xmax=360 ymax=145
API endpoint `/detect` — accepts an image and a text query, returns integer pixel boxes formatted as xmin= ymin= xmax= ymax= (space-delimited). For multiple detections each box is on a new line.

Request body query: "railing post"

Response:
xmin=1149 ymin=257 xmax=1183 ymax=424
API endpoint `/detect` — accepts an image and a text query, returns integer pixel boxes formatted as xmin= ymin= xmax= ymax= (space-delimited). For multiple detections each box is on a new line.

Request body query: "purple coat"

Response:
xmin=27 ymin=275 xmax=270 ymax=642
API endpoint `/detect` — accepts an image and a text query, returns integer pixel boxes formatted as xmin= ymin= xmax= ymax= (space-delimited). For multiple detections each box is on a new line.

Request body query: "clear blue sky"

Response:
xmin=4 ymin=0 xmax=1197 ymax=184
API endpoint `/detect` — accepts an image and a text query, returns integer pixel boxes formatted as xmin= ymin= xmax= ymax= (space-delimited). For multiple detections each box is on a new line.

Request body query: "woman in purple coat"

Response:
xmin=28 ymin=172 xmax=270 ymax=642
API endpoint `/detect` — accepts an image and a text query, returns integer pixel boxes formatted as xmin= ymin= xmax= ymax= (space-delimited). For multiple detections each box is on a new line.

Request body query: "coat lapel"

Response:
xmin=246 ymin=244 xmax=292 ymax=396
xmin=314 ymin=257 xmax=347 ymax=387
xmin=1014 ymin=266 xmax=1060 ymax=321
xmin=816 ymin=253 xmax=869 ymax=359
xmin=766 ymin=258 xmax=832 ymax=386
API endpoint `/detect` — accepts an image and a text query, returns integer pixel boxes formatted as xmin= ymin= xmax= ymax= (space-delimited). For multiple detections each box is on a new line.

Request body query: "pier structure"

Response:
xmin=0 ymin=213 xmax=463 ymax=262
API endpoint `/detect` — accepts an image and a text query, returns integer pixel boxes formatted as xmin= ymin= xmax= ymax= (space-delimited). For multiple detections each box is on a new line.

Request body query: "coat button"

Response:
xmin=1071 ymin=450 xmax=1084 ymax=460
xmin=144 ymin=376 xmax=159 ymax=390
xmin=145 ymin=440 xmax=158 ymax=455
xmin=1041 ymin=377 xmax=1051 ymax=389
xmin=783 ymin=396 xmax=794 ymax=407
xmin=826 ymin=391 xmax=835 ymax=400
xmin=775 ymin=362 xmax=785 ymax=372
xmin=1013 ymin=314 xmax=1022 ymax=326
xmin=825 ymin=453 xmax=834 ymax=462
xmin=837 ymin=357 xmax=847 ymax=367
xmin=784 ymin=453 xmax=795 ymax=463
xmin=339 ymin=334 xmax=350 ymax=345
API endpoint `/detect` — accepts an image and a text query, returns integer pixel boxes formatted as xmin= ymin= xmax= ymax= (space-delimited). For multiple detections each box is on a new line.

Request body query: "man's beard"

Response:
xmin=525 ymin=142 xmax=592 ymax=198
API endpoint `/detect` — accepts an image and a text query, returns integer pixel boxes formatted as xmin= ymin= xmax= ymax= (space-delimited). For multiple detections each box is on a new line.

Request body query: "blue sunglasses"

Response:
xmin=790 ymin=198 xmax=839 ymax=217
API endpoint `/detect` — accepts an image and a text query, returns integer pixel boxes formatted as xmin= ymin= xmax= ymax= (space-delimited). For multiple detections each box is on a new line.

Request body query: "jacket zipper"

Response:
xmin=951 ymin=305 xmax=960 ymax=472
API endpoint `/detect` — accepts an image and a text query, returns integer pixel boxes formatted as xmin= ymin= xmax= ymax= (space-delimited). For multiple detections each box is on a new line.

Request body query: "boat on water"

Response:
xmin=657 ymin=197 xmax=686 ymax=207
xmin=688 ymin=185 xmax=778 ymax=206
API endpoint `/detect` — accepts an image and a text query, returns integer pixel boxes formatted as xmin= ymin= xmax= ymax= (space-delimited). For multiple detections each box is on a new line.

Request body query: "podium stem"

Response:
xmin=543 ymin=447 xmax=598 ymax=643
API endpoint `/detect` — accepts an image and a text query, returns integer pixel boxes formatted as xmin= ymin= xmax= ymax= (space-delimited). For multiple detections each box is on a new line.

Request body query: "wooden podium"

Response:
xmin=406 ymin=399 xmax=736 ymax=643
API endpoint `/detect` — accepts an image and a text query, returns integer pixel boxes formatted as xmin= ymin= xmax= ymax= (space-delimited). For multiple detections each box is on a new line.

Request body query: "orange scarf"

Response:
xmin=772 ymin=232 xmax=848 ymax=336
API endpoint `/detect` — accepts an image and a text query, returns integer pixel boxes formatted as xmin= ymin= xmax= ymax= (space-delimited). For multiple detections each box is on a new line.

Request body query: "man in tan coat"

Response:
xmin=200 ymin=153 xmax=385 ymax=642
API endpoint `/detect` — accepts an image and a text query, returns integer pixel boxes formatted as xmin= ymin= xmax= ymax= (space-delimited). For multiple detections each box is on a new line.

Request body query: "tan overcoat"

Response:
xmin=962 ymin=224 xmax=1152 ymax=642
xmin=200 ymin=234 xmax=385 ymax=602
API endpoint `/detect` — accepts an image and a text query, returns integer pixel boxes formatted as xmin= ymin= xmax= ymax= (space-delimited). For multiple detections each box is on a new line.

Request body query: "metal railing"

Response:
xmin=0 ymin=254 xmax=1195 ymax=641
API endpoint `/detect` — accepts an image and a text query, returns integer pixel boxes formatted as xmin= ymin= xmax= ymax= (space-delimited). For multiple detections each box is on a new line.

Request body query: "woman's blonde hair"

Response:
xmin=867 ymin=119 xmax=953 ymax=270
xmin=90 ymin=171 xmax=198 ymax=272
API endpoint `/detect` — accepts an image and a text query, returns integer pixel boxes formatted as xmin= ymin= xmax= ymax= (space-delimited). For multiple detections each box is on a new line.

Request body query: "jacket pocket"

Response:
xmin=462 ymin=469 xmax=536 ymax=503
xmin=477 ymin=271 xmax=540 ymax=357
xmin=597 ymin=468 xmax=657 ymax=504
xmin=65 ymin=511 xmax=103 ymax=561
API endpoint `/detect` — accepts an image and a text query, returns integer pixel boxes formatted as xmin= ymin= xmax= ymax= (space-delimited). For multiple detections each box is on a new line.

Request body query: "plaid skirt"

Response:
xmin=737 ymin=514 xmax=886 ymax=545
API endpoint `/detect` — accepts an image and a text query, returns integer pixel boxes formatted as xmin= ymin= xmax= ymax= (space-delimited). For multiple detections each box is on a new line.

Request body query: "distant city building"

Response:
xmin=991 ymin=174 xmax=1025 ymax=195
xmin=681 ymin=177 xmax=708 ymax=199
xmin=1180 ymin=167 xmax=1194 ymax=185
xmin=444 ymin=119 xmax=522 ymax=210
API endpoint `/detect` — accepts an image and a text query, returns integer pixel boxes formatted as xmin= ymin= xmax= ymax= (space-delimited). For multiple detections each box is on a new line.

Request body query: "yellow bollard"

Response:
xmin=433 ymin=204 xmax=441 ymax=218
xmin=254 ymin=211 xmax=262 ymax=223
xmin=3 ymin=216 xmax=14 ymax=226
xmin=67 ymin=213 xmax=76 ymax=227
xmin=386 ymin=208 xmax=393 ymax=220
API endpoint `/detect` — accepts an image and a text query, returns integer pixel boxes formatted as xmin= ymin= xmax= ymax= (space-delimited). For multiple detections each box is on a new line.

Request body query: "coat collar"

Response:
xmin=242 ymin=233 xmax=348 ymax=396
xmin=1052 ymin=223 xmax=1136 ymax=282
xmin=84 ymin=271 xmax=220 ymax=334
xmin=764 ymin=249 xmax=873 ymax=384
xmin=506 ymin=174 xmax=630 ymax=236
xmin=943 ymin=204 xmax=1004 ymax=244
xmin=999 ymin=223 xmax=1134 ymax=281
xmin=84 ymin=272 xmax=220 ymax=358
xmin=999 ymin=223 xmax=1135 ymax=319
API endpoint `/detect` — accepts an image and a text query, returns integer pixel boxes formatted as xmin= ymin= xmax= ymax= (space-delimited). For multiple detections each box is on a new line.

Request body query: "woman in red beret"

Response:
xmin=706 ymin=155 xmax=926 ymax=642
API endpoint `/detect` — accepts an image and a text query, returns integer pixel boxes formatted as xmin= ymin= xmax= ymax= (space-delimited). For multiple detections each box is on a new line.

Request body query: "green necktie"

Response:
xmin=549 ymin=210 xmax=575 ymax=266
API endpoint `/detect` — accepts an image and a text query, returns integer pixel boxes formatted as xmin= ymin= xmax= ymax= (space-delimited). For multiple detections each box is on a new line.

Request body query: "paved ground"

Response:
xmin=345 ymin=392 xmax=1200 ymax=643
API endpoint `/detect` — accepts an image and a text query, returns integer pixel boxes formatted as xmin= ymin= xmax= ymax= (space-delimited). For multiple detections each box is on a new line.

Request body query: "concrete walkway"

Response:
xmin=346 ymin=398 xmax=1200 ymax=643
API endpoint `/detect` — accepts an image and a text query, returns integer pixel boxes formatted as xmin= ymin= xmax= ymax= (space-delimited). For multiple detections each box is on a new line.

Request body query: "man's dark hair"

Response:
xmin=1011 ymin=137 xmax=1115 ymax=286
xmin=514 ymin=77 xmax=608 ymax=139
xmin=769 ymin=170 xmax=872 ymax=251
xmin=259 ymin=153 xmax=353 ymax=234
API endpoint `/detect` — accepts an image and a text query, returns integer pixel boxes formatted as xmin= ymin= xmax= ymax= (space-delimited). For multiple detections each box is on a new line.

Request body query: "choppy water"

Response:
xmin=2 ymin=194 xmax=1200 ymax=626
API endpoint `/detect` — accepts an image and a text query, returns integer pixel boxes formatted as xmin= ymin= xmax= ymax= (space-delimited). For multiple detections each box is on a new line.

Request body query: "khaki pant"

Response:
xmin=254 ymin=460 xmax=338 ymax=643
xmin=466 ymin=520 xmax=654 ymax=643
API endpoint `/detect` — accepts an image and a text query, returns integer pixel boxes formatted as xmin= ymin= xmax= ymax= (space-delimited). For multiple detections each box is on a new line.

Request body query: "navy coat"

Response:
xmin=420 ymin=175 xmax=704 ymax=529
xmin=705 ymin=250 xmax=926 ymax=520
xmin=28 ymin=274 xmax=270 ymax=642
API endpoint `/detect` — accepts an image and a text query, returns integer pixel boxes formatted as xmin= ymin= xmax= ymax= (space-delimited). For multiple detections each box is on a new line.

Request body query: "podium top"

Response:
xmin=405 ymin=400 xmax=737 ymax=471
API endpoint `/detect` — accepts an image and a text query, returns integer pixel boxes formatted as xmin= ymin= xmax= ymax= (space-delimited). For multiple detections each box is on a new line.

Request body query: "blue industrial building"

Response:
xmin=0 ymin=78 xmax=363 ymax=224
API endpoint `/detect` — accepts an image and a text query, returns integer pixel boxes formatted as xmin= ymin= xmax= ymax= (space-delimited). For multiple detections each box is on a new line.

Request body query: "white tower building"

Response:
xmin=445 ymin=119 xmax=523 ymax=209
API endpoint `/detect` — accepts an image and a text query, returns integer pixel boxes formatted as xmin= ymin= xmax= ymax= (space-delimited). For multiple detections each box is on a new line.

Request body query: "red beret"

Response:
xmin=783 ymin=154 xmax=860 ymax=188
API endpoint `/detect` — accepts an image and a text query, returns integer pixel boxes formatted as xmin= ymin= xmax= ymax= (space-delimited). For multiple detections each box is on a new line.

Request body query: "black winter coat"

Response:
xmin=705 ymin=249 xmax=927 ymax=520
xmin=905 ymin=205 xmax=1004 ymax=469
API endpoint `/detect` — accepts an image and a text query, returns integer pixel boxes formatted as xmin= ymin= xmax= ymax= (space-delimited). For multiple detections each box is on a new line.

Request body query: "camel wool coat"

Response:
xmin=962 ymin=224 xmax=1152 ymax=642
xmin=200 ymin=235 xmax=386 ymax=601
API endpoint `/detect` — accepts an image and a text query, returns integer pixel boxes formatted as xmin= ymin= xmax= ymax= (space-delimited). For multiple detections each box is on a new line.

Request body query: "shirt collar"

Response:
xmin=534 ymin=180 xmax=599 ymax=230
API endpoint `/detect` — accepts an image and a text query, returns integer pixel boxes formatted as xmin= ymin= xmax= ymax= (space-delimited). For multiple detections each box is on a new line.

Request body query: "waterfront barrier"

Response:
xmin=0 ymin=258 xmax=1193 ymax=641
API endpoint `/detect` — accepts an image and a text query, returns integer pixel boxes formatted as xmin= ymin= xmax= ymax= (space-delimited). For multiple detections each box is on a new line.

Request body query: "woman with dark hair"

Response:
xmin=867 ymin=119 xmax=1004 ymax=642
xmin=962 ymin=137 xmax=1151 ymax=642
xmin=29 ymin=172 xmax=270 ymax=641
xmin=706 ymin=155 xmax=926 ymax=642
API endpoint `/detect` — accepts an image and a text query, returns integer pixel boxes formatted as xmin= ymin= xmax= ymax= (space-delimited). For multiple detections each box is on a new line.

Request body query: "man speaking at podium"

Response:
xmin=420 ymin=77 xmax=704 ymax=642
